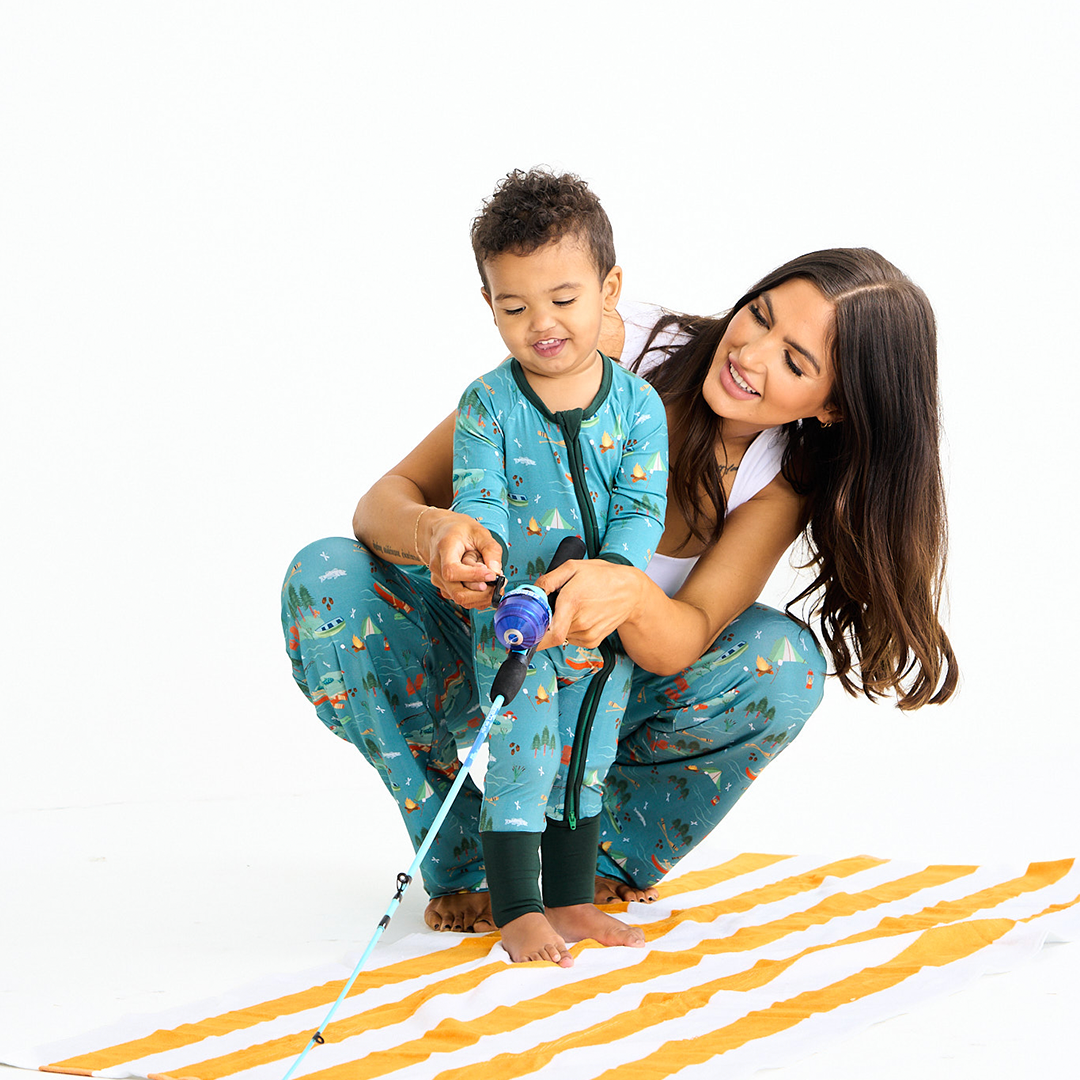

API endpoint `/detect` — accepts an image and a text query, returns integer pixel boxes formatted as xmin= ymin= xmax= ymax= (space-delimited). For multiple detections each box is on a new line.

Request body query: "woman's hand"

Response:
xmin=533 ymin=559 xmax=648 ymax=651
xmin=420 ymin=508 xmax=504 ymax=610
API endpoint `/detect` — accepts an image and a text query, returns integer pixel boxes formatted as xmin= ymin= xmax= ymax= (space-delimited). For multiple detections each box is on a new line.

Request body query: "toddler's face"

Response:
xmin=481 ymin=236 xmax=621 ymax=385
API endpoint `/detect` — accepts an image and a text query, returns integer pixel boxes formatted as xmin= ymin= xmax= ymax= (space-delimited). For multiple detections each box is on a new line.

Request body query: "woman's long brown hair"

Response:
xmin=633 ymin=248 xmax=958 ymax=710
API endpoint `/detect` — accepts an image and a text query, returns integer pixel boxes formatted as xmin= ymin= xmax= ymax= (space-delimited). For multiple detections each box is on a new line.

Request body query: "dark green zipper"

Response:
xmin=510 ymin=357 xmax=619 ymax=829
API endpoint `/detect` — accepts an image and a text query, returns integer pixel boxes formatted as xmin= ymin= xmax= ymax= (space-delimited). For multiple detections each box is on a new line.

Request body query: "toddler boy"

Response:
xmin=452 ymin=168 xmax=668 ymax=966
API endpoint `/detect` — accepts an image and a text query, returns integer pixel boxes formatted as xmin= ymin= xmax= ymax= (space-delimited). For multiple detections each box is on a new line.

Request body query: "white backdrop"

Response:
xmin=2 ymin=3 xmax=1078 ymax=1077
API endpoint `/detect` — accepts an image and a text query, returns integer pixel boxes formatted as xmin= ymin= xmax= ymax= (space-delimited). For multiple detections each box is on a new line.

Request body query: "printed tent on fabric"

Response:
xmin=9 ymin=851 xmax=1079 ymax=1080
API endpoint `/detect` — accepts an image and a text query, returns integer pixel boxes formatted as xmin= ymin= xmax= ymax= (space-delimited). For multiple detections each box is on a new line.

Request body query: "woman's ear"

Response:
xmin=815 ymin=402 xmax=843 ymax=426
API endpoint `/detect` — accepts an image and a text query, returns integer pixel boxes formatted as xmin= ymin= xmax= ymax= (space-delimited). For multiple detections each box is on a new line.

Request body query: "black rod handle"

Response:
xmin=544 ymin=535 xmax=586 ymax=610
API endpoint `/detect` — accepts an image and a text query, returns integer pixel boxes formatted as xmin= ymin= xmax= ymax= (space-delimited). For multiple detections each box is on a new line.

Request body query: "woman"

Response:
xmin=282 ymin=247 xmax=957 ymax=936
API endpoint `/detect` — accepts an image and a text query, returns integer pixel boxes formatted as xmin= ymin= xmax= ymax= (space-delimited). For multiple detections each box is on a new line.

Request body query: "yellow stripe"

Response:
xmin=636 ymin=856 xmax=889 ymax=943
xmin=645 ymin=851 xmax=793 ymax=900
xmin=54 ymin=852 xmax=782 ymax=1073
xmin=164 ymin=961 xmax=507 ymax=1080
xmin=168 ymin=856 xmax=877 ymax=1080
xmin=291 ymin=859 xmax=948 ymax=1080
xmin=590 ymin=917 xmax=1022 ymax=1080
xmin=604 ymin=888 xmax=1080 ymax=1080
xmin=421 ymin=861 xmax=1074 ymax=1080
xmin=49 ymin=937 xmax=494 ymax=1072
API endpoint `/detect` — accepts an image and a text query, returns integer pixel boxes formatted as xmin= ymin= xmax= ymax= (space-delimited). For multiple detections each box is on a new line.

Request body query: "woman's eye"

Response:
xmin=784 ymin=350 xmax=804 ymax=378
xmin=749 ymin=302 xmax=768 ymax=327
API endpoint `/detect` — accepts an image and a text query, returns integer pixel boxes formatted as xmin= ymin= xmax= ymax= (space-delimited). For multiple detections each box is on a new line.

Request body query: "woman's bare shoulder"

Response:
xmin=675 ymin=474 xmax=804 ymax=622
xmin=600 ymin=307 xmax=625 ymax=359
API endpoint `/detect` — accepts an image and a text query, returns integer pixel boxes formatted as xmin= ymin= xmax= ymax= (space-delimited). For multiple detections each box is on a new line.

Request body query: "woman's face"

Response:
xmin=702 ymin=277 xmax=839 ymax=437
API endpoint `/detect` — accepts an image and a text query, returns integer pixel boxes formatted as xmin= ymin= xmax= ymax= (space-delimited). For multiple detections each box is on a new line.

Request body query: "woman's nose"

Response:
xmin=737 ymin=340 xmax=765 ymax=372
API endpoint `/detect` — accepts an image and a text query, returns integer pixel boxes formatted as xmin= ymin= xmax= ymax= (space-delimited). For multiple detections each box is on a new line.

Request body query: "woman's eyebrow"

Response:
xmin=763 ymin=291 xmax=822 ymax=373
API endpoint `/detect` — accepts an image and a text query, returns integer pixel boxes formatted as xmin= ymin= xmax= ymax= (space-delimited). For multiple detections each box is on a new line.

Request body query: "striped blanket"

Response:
xmin=17 ymin=852 xmax=1080 ymax=1080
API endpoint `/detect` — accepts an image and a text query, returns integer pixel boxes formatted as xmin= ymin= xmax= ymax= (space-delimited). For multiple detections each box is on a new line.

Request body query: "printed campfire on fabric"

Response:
xmin=24 ymin=853 xmax=1080 ymax=1080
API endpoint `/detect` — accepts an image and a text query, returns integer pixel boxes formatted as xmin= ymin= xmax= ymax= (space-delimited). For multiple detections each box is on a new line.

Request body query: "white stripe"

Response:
xmin=28 ymin=857 xmax=1077 ymax=1080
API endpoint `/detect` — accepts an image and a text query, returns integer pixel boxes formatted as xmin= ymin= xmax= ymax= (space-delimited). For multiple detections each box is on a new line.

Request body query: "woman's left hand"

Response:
xmin=533 ymin=559 xmax=647 ymax=651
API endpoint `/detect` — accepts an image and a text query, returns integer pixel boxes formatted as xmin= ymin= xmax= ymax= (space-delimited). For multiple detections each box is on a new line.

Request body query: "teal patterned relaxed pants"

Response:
xmin=282 ymin=537 xmax=825 ymax=896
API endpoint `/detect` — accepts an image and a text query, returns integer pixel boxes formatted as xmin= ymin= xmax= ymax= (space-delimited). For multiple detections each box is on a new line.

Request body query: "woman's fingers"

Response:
xmin=537 ymin=559 xmax=647 ymax=650
xmin=533 ymin=560 xmax=577 ymax=596
xmin=425 ymin=513 xmax=503 ymax=608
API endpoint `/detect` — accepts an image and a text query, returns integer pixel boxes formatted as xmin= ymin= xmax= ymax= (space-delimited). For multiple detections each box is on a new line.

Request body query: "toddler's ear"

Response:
xmin=480 ymin=287 xmax=496 ymax=321
xmin=602 ymin=265 xmax=623 ymax=310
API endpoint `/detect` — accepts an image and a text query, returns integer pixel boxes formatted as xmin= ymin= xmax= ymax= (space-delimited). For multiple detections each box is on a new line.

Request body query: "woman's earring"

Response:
xmin=820 ymin=420 xmax=833 ymax=428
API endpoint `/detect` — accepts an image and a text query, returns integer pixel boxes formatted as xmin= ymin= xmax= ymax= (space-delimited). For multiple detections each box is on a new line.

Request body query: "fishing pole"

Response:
xmin=282 ymin=535 xmax=585 ymax=1079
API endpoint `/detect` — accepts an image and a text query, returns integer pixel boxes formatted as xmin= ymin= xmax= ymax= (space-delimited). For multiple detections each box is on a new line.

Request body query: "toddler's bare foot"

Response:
xmin=546 ymin=902 xmax=646 ymax=948
xmin=498 ymin=912 xmax=573 ymax=967
xmin=594 ymin=876 xmax=660 ymax=905
xmin=425 ymin=891 xmax=495 ymax=934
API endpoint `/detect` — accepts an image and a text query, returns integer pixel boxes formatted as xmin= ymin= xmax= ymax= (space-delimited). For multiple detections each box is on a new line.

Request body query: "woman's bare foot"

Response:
xmin=424 ymin=891 xmax=495 ymax=933
xmin=594 ymin=876 xmax=660 ymax=905
xmin=547 ymin=903 xmax=646 ymax=948
xmin=498 ymin=912 xmax=573 ymax=966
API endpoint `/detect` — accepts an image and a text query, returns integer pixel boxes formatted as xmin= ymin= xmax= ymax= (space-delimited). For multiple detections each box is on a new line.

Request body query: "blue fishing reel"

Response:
xmin=488 ymin=535 xmax=585 ymax=705
xmin=494 ymin=584 xmax=551 ymax=650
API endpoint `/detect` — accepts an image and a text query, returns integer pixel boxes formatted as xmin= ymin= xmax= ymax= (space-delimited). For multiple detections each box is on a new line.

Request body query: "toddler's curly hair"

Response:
xmin=470 ymin=168 xmax=615 ymax=289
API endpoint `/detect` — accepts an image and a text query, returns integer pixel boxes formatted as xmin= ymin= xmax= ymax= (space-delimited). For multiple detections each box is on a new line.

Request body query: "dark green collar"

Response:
xmin=509 ymin=353 xmax=614 ymax=424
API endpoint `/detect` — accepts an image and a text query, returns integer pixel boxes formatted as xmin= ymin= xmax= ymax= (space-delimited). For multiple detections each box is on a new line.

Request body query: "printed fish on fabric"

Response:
xmin=452 ymin=354 xmax=668 ymax=833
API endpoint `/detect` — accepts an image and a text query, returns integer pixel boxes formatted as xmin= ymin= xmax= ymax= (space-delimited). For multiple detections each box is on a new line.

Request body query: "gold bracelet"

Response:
xmin=413 ymin=505 xmax=436 ymax=564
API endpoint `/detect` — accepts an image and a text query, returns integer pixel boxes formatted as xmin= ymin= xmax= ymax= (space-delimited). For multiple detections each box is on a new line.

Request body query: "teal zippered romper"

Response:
xmin=452 ymin=354 xmax=668 ymax=924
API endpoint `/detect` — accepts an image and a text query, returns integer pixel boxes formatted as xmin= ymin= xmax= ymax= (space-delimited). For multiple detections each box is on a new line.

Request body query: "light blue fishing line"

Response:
xmin=281 ymin=692 xmax=507 ymax=1080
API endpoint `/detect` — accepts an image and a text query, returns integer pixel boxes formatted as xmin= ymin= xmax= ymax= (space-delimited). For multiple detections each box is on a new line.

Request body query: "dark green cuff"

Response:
xmin=481 ymin=830 xmax=543 ymax=927
xmin=596 ymin=552 xmax=633 ymax=567
xmin=540 ymin=814 xmax=602 ymax=908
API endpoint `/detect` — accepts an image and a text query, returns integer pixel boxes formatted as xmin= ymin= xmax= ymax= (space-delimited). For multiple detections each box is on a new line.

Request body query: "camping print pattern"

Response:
xmin=284 ymin=538 xmax=824 ymax=896
xmin=451 ymin=356 xmax=668 ymax=582
xmin=598 ymin=605 xmax=824 ymax=888
xmin=452 ymin=355 xmax=668 ymax=833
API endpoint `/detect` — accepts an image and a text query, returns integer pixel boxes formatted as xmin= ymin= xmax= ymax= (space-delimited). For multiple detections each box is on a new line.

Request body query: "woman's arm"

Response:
xmin=538 ymin=474 xmax=804 ymax=675
xmin=352 ymin=412 xmax=504 ymax=607
xmin=352 ymin=412 xmax=454 ymax=562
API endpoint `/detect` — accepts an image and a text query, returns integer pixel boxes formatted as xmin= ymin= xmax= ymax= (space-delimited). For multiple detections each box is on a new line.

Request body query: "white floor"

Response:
xmin=2 ymin=780 xmax=1078 ymax=1080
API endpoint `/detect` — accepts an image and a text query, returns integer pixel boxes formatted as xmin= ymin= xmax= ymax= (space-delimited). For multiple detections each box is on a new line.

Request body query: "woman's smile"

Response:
xmin=724 ymin=357 xmax=759 ymax=397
